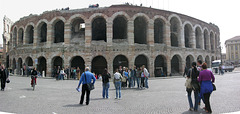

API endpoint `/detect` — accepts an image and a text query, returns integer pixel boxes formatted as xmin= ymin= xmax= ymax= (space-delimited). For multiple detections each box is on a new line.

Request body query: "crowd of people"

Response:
xmin=185 ymin=60 xmax=215 ymax=113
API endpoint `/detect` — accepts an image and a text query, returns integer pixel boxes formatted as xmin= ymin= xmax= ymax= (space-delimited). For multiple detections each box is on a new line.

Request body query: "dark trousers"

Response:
xmin=1 ymin=78 xmax=6 ymax=90
xmin=80 ymin=84 xmax=90 ymax=105
xmin=203 ymin=93 xmax=212 ymax=113
xmin=141 ymin=77 xmax=145 ymax=87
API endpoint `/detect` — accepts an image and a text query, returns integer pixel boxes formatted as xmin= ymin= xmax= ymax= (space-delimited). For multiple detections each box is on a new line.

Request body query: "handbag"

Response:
xmin=84 ymin=72 xmax=94 ymax=91
xmin=185 ymin=69 xmax=192 ymax=89
xmin=212 ymin=83 xmax=216 ymax=91
xmin=6 ymin=78 xmax=10 ymax=83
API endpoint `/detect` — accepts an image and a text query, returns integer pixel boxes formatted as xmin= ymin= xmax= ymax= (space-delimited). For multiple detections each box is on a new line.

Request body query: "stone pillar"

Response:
xmin=148 ymin=20 xmax=154 ymax=46
xmin=64 ymin=23 xmax=71 ymax=45
xmin=127 ymin=20 xmax=134 ymax=45
xmin=201 ymin=32 xmax=204 ymax=50
xmin=166 ymin=55 xmax=171 ymax=76
xmin=181 ymin=59 xmax=186 ymax=75
xmin=191 ymin=30 xmax=196 ymax=49
xmin=33 ymin=28 xmax=38 ymax=48
xmin=179 ymin=26 xmax=185 ymax=48
xmin=149 ymin=57 xmax=154 ymax=77
xmin=46 ymin=24 xmax=53 ymax=47
xmin=165 ymin=23 xmax=171 ymax=46
xmin=106 ymin=21 xmax=113 ymax=46
xmin=47 ymin=58 xmax=52 ymax=77
xmin=85 ymin=20 xmax=91 ymax=47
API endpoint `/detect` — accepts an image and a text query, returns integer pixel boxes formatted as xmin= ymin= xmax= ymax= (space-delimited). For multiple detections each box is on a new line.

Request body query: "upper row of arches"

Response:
xmin=10 ymin=12 xmax=219 ymax=51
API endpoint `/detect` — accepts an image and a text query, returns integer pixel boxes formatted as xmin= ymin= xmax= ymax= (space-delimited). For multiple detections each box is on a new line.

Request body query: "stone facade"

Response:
xmin=225 ymin=36 xmax=240 ymax=65
xmin=6 ymin=5 xmax=220 ymax=77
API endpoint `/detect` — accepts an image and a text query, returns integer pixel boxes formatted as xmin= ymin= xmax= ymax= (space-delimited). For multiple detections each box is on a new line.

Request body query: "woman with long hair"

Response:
xmin=102 ymin=68 xmax=111 ymax=99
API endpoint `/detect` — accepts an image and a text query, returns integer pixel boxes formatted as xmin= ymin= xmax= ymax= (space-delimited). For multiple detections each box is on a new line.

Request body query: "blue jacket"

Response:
xmin=78 ymin=71 xmax=96 ymax=87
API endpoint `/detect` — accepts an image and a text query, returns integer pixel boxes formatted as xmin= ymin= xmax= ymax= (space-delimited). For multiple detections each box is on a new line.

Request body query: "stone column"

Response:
xmin=23 ymin=30 xmax=27 ymax=45
xmin=207 ymin=34 xmax=211 ymax=50
xmin=165 ymin=23 xmax=171 ymax=46
xmin=47 ymin=58 xmax=52 ymax=77
xmin=148 ymin=19 xmax=154 ymax=46
xmin=85 ymin=20 xmax=91 ymax=47
xmin=179 ymin=26 xmax=185 ymax=48
xmin=64 ymin=23 xmax=71 ymax=45
xmin=181 ymin=59 xmax=186 ymax=75
xmin=149 ymin=57 xmax=154 ymax=77
xmin=127 ymin=20 xmax=134 ymax=45
xmin=46 ymin=24 xmax=53 ymax=47
xmin=166 ymin=55 xmax=171 ymax=76
xmin=201 ymin=32 xmax=204 ymax=50
xmin=191 ymin=30 xmax=196 ymax=49
xmin=106 ymin=21 xmax=113 ymax=46
xmin=33 ymin=28 xmax=38 ymax=48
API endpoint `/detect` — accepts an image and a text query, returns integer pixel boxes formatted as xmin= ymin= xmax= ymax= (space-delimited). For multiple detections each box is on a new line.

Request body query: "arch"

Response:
xmin=183 ymin=23 xmax=193 ymax=48
xmin=134 ymin=16 xmax=148 ymax=44
xmin=38 ymin=56 xmax=47 ymax=76
xmin=50 ymin=16 xmax=66 ymax=25
xmin=18 ymin=27 xmax=24 ymax=45
xmin=111 ymin=11 xmax=130 ymax=21
xmin=154 ymin=55 xmax=167 ymax=77
xmin=132 ymin=13 xmax=150 ymax=22
xmin=17 ymin=58 xmax=23 ymax=75
xmin=205 ymin=56 xmax=210 ymax=68
xmin=89 ymin=13 xmax=108 ymax=23
xmin=25 ymin=57 xmax=33 ymax=66
xmin=113 ymin=16 xmax=128 ymax=40
xmin=170 ymin=16 xmax=181 ymax=47
xmin=210 ymin=31 xmax=215 ymax=51
xmin=203 ymin=29 xmax=210 ymax=50
xmin=195 ymin=26 xmax=202 ymax=49
xmin=67 ymin=14 xmax=87 ymax=24
xmin=186 ymin=55 xmax=194 ymax=69
xmin=171 ymin=55 xmax=182 ymax=75
xmin=197 ymin=55 xmax=203 ymax=61
xmin=113 ymin=55 xmax=129 ymax=72
xmin=70 ymin=56 xmax=85 ymax=72
xmin=37 ymin=21 xmax=47 ymax=43
xmin=168 ymin=14 xmax=182 ymax=25
xmin=92 ymin=17 xmax=106 ymax=42
xmin=154 ymin=18 xmax=165 ymax=44
xmin=52 ymin=56 xmax=63 ymax=71
xmin=25 ymin=24 xmax=34 ymax=44
xmin=134 ymin=54 xmax=148 ymax=69
xmin=70 ymin=17 xmax=85 ymax=40
xmin=91 ymin=56 xmax=107 ymax=75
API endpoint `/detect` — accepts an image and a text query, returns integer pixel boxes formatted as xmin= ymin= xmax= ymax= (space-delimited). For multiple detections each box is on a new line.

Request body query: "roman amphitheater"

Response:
xmin=4 ymin=4 xmax=221 ymax=77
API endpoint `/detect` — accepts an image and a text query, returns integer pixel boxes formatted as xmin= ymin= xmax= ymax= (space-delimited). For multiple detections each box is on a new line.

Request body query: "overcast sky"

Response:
xmin=1 ymin=0 xmax=240 ymax=53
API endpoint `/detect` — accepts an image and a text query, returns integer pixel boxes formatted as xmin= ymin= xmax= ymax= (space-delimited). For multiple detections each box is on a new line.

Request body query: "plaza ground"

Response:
xmin=0 ymin=72 xmax=240 ymax=114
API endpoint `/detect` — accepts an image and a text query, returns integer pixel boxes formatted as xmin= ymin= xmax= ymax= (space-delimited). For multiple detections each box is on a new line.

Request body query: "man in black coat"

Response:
xmin=1 ymin=64 xmax=9 ymax=91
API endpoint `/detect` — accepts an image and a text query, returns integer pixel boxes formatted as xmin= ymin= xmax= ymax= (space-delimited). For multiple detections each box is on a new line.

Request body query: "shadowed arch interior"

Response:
xmin=134 ymin=17 xmax=147 ymax=44
xmin=92 ymin=17 xmax=106 ymax=42
xmin=54 ymin=20 xmax=64 ymax=43
xmin=113 ymin=16 xmax=127 ymax=40
xmin=195 ymin=27 xmax=202 ymax=49
xmin=134 ymin=55 xmax=148 ymax=69
xmin=26 ymin=25 xmax=34 ymax=44
xmin=154 ymin=19 xmax=164 ymax=44
xmin=70 ymin=56 xmax=85 ymax=72
xmin=92 ymin=56 xmax=107 ymax=75
xmin=171 ymin=55 xmax=181 ymax=75
xmin=154 ymin=55 xmax=167 ymax=77
xmin=52 ymin=56 xmax=63 ymax=69
xmin=18 ymin=28 xmax=24 ymax=45
xmin=25 ymin=57 xmax=33 ymax=66
xmin=71 ymin=18 xmax=85 ymax=39
xmin=186 ymin=55 xmax=194 ymax=69
xmin=38 ymin=57 xmax=47 ymax=76
xmin=39 ymin=23 xmax=47 ymax=42
xmin=184 ymin=24 xmax=192 ymax=48
xmin=113 ymin=55 xmax=129 ymax=72
xmin=170 ymin=18 xmax=180 ymax=47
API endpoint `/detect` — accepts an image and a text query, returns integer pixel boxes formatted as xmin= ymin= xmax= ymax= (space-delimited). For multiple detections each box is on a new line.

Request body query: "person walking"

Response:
xmin=102 ymin=68 xmax=111 ymax=99
xmin=198 ymin=63 xmax=215 ymax=113
xmin=113 ymin=69 xmax=122 ymax=99
xmin=186 ymin=62 xmax=200 ymax=111
xmin=136 ymin=67 xmax=141 ymax=88
xmin=142 ymin=65 xmax=149 ymax=89
xmin=77 ymin=67 xmax=96 ymax=105
xmin=1 ymin=64 xmax=9 ymax=91
xmin=76 ymin=67 xmax=81 ymax=80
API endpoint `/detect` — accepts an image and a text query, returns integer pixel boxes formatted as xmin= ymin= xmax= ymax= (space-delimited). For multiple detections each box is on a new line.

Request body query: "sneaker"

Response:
xmin=118 ymin=98 xmax=121 ymax=100
xmin=189 ymin=108 xmax=194 ymax=111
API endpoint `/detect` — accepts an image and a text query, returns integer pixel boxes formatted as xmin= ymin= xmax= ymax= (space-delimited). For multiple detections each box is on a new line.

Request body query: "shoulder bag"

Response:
xmin=185 ymin=69 xmax=192 ymax=89
xmin=84 ymin=72 xmax=94 ymax=91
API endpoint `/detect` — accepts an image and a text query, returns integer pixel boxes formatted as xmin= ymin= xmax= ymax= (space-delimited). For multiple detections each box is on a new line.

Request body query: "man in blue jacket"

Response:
xmin=77 ymin=67 xmax=96 ymax=105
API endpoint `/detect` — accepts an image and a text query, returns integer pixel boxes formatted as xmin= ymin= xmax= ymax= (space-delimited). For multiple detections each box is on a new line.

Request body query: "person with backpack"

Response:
xmin=186 ymin=62 xmax=200 ymax=112
xmin=113 ymin=69 xmax=122 ymax=99
xmin=102 ymin=68 xmax=111 ymax=99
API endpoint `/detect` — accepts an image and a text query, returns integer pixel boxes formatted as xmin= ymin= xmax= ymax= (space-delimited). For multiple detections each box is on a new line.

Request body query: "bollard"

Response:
xmin=42 ymin=71 xmax=45 ymax=77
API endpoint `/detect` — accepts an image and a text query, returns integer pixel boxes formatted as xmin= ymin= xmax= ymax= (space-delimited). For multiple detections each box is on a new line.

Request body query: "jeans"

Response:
xmin=145 ymin=77 xmax=149 ymax=88
xmin=102 ymin=82 xmax=110 ymax=98
xmin=128 ymin=77 xmax=132 ymax=88
xmin=115 ymin=81 xmax=121 ymax=99
xmin=136 ymin=77 xmax=141 ymax=88
xmin=58 ymin=74 xmax=64 ymax=80
xmin=187 ymin=89 xmax=199 ymax=110
xmin=80 ymin=84 xmax=91 ymax=105
xmin=132 ymin=76 xmax=136 ymax=87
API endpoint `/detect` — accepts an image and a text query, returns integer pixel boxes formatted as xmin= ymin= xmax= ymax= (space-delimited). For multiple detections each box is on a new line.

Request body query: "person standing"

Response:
xmin=198 ymin=63 xmax=215 ymax=113
xmin=142 ymin=65 xmax=149 ymax=89
xmin=140 ymin=67 xmax=145 ymax=89
xmin=136 ymin=67 xmax=141 ymax=88
xmin=130 ymin=68 xmax=136 ymax=88
xmin=102 ymin=68 xmax=111 ymax=99
xmin=186 ymin=62 xmax=200 ymax=111
xmin=123 ymin=67 xmax=129 ymax=88
xmin=1 ymin=64 xmax=9 ymax=91
xmin=77 ymin=67 xmax=96 ymax=105
xmin=76 ymin=67 xmax=81 ymax=80
xmin=113 ymin=69 xmax=122 ymax=99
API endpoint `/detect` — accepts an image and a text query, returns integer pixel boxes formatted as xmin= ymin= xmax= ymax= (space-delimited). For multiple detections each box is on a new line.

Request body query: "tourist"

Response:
xmin=59 ymin=68 xmax=65 ymax=80
xmin=118 ymin=66 xmax=123 ymax=75
xmin=102 ymin=68 xmax=111 ymax=99
xmin=130 ymin=67 xmax=136 ymax=88
xmin=198 ymin=63 xmax=215 ymax=113
xmin=122 ymin=67 xmax=128 ymax=88
xmin=56 ymin=66 xmax=61 ymax=80
xmin=0 ymin=64 xmax=9 ymax=91
xmin=77 ymin=67 xmax=96 ymax=105
xmin=186 ymin=62 xmax=200 ymax=111
xmin=73 ymin=67 xmax=76 ymax=80
xmin=140 ymin=67 xmax=145 ymax=89
xmin=183 ymin=65 xmax=188 ymax=77
xmin=31 ymin=67 xmax=38 ymax=86
xmin=76 ymin=67 xmax=81 ymax=80
xmin=197 ymin=60 xmax=203 ymax=71
xmin=136 ymin=67 xmax=141 ymax=88
xmin=143 ymin=65 xmax=149 ymax=89
xmin=113 ymin=69 xmax=122 ymax=99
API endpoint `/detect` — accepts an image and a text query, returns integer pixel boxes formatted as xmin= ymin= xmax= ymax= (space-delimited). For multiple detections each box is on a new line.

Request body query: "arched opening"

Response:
xmin=52 ymin=56 xmax=63 ymax=71
xmin=26 ymin=25 xmax=34 ymax=44
xmin=205 ymin=56 xmax=210 ymax=68
xmin=38 ymin=22 xmax=47 ymax=43
xmin=186 ymin=55 xmax=194 ymax=69
xmin=25 ymin=57 xmax=33 ymax=67
xmin=18 ymin=28 xmax=24 ymax=45
xmin=134 ymin=17 xmax=147 ymax=44
xmin=184 ymin=24 xmax=192 ymax=48
xmin=38 ymin=57 xmax=47 ymax=76
xmin=170 ymin=17 xmax=180 ymax=47
xmin=154 ymin=55 xmax=167 ymax=77
xmin=197 ymin=55 xmax=203 ymax=61
xmin=134 ymin=55 xmax=148 ymax=69
xmin=17 ymin=58 xmax=23 ymax=75
xmin=204 ymin=30 xmax=209 ymax=50
xmin=195 ymin=27 xmax=202 ymax=49
xmin=210 ymin=32 xmax=214 ymax=51
xmin=171 ymin=55 xmax=182 ymax=75
xmin=13 ymin=27 xmax=17 ymax=47
xmin=154 ymin=19 xmax=164 ymax=44
xmin=113 ymin=16 xmax=127 ymax=41
xmin=70 ymin=56 xmax=85 ymax=73
xmin=54 ymin=20 xmax=64 ymax=43
xmin=113 ymin=55 xmax=129 ymax=72
xmin=71 ymin=18 xmax=85 ymax=40
xmin=92 ymin=17 xmax=106 ymax=42
xmin=13 ymin=58 xmax=16 ymax=73
xmin=91 ymin=56 xmax=107 ymax=75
